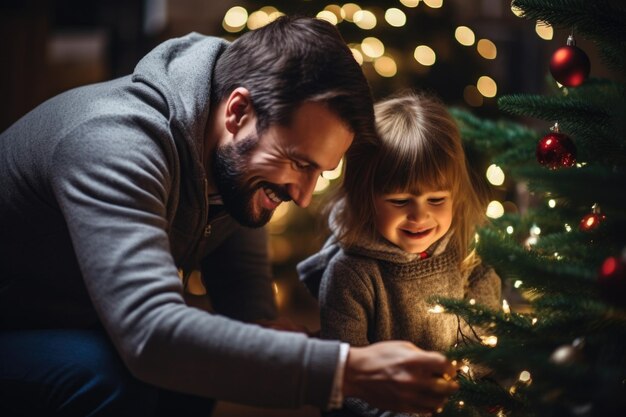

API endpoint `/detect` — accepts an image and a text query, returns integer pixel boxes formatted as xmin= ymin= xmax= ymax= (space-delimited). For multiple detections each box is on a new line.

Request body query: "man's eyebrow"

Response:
xmin=291 ymin=152 xmax=322 ymax=170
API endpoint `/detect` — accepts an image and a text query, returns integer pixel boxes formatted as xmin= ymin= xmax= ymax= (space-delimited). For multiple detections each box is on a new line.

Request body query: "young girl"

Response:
xmin=298 ymin=91 xmax=501 ymax=417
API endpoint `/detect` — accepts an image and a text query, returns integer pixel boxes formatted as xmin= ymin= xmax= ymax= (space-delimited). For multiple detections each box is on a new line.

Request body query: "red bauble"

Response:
xmin=536 ymin=132 xmax=577 ymax=169
xmin=598 ymin=255 xmax=626 ymax=306
xmin=550 ymin=37 xmax=590 ymax=87
xmin=579 ymin=213 xmax=604 ymax=232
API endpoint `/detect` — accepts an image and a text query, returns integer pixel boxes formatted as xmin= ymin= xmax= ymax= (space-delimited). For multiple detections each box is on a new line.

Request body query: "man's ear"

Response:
xmin=224 ymin=87 xmax=253 ymax=135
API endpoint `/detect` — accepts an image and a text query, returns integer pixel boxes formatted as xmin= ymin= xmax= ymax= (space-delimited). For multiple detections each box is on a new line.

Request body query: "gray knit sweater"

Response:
xmin=298 ymin=228 xmax=501 ymax=417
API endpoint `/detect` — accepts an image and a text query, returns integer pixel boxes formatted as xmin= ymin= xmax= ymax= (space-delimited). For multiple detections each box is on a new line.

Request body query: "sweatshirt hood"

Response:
xmin=132 ymin=33 xmax=229 ymax=172
xmin=297 ymin=201 xmax=452 ymax=298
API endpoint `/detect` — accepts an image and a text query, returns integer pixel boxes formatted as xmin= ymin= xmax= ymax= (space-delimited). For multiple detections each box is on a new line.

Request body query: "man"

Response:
xmin=0 ymin=16 xmax=458 ymax=416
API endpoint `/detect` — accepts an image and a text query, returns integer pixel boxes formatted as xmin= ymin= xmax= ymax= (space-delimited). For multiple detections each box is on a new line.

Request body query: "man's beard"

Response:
xmin=211 ymin=134 xmax=276 ymax=228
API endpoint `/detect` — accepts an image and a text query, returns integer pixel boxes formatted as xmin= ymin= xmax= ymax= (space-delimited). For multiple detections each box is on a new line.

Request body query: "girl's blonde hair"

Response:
xmin=331 ymin=90 xmax=488 ymax=273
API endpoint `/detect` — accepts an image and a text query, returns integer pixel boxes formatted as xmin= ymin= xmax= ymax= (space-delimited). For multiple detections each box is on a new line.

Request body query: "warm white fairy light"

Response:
xmin=548 ymin=199 xmax=556 ymax=208
xmin=564 ymin=223 xmax=572 ymax=232
xmin=350 ymin=48 xmax=364 ymax=65
xmin=361 ymin=37 xmax=385 ymax=58
xmin=469 ymin=298 xmax=476 ymax=305
xmin=506 ymin=226 xmax=514 ymax=235
xmin=477 ymin=75 xmax=497 ymax=97
xmin=477 ymin=39 xmax=497 ymax=59
xmin=374 ymin=56 xmax=398 ymax=77
xmin=385 ymin=8 xmax=406 ymax=27
xmin=400 ymin=0 xmax=420 ymax=7
xmin=519 ymin=370 xmax=532 ymax=383
xmin=455 ymin=26 xmax=475 ymax=46
xmin=514 ymin=280 xmax=523 ymax=288
xmin=341 ymin=3 xmax=361 ymax=22
xmin=530 ymin=224 xmax=541 ymax=235
xmin=223 ymin=6 xmax=248 ymax=32
xmin=457 ymin=400 xmax=465 ymax=407
xmin=247 ymin=11 xmax=270 ymax=30
xmin=486 ymin=200 xmax=505 ymax=219
xmin=424 ymin=0 xmax=443 ymax=8
xmin=532 ymin=317 xmax=538 ymax=325
xmin=502 ymin=299 xmax=511 ymax=314
xmin=316 ymin=10 xmax=338 ymax=25
xmin=535 ymin=21 xmax=553 ymax=40
xmin=511 ymin=4 xmax=524 ymax=16
xmin=414 ymin=45 xmax=436 ymax=66
xmin=486 ymin=164 xmax=505 ymax=186
xmin=354 ymin=10 xmax=377 ymax=29
xmin=428 ymin=304 xmax=445 ymax=313
xmin=324 ymin=4 xmax=344 ymax=22
xmin=481 ymin=335 xmax=498 ymax=347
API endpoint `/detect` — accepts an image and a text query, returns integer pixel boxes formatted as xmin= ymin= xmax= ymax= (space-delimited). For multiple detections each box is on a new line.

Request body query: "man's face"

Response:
xmin=213 ymin=102 xmax=353 ymax=228
xmin=373 ymin=190 xmax=454 ymax=254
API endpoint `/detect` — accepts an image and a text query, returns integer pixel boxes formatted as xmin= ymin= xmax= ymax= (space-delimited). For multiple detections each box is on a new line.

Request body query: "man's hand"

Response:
xmin=343 ymin=341 xmax=459 ymax=414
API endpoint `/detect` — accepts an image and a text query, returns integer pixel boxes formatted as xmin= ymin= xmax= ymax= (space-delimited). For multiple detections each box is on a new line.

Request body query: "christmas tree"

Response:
xmin=437 ymin=1 xmax=626 ymax=416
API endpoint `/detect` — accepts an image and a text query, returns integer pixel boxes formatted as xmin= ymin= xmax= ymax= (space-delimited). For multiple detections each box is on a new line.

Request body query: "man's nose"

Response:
xmin=287 ymin=172 xmax=318 ymax=208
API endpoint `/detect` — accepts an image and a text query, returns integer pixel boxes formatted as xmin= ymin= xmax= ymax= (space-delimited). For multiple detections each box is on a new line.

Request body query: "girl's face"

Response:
xmin=373 ymin=189 xmax=453 ymax=254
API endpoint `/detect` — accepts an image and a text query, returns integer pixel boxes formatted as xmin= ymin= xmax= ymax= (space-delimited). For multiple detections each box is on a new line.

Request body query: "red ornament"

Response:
xmin=579 ymin=204 xmax=605 ymax=232
xmin=536 ymin=124 xmax=576 ymax=169
xmin=550 ymin=35 xmax=590 ymax=87
xmin=598 ymin=253 xmax=626 ymax=306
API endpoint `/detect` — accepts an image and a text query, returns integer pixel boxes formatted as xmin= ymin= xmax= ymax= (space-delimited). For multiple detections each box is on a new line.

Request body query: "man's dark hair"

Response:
xmin=212 ymin=16 xmax=376 ymax=145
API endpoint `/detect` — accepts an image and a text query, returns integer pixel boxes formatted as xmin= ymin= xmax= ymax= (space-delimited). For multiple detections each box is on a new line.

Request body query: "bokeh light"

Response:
xmin=535 ymin=21 xmax=553 ymax=40
xmin=374 ymin=56 xmax=398 ymax=77
xmin=385 ymin=8 xmax=406 ymax=27
xmin=477 ymin=39 xmax=497 ymax=59
xmin=424 ymin=0 xmax=443 ymax=9
xmin=414 ymin=45 xmax=436 ymax=66
xmin=361 ymin=37 xmax=385 ymax=58
xmin=324 ymin=4 xmax=344 ymax=23
xmin=342 ymin=3 xmax=361 ymax=22
xmin=400 ymin=0 xmax=420 ymax=7
xmin=350 ymin=48 xmax=364 ymax=65
xmin=316 ymin=10 xmax=338 ymax=25
xmin=247 ymin=11 xmax=270 ymax=30
xmin=486 ymin=164 xmax=505 ymax=186
xmin=477 ymin=75 xmax=497 ymax=97
xmin=486 ymin=200 xmax=505 ymax=219
xmin=354 ymin=10 xmax=377 ymax=29
xmin=223 ymin=6 xmax=248 ymax=33
xmin=455 ymin=26 xmax=475 ymax=46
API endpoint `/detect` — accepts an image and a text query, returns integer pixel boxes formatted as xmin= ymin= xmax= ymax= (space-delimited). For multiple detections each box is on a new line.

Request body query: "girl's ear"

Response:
xmin=224 ymin=87 xmax=253 ymax=135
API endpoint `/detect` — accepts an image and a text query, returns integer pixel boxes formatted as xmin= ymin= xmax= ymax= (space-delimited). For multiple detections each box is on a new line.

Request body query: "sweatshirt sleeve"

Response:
xmin=465 ymin=262 xmax=502 ymax=310
xmin=49 ymin=120 xmax=340 ymax=408
xmin=318 ymin=257 xmax=373 ymax=347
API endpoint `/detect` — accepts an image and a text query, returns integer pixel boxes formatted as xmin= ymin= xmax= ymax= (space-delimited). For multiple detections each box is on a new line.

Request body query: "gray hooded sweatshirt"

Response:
xmin=0 ymin=33 xmax=340 ymax=408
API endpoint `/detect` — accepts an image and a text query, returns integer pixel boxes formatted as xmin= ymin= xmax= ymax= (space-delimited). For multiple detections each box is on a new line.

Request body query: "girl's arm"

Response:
xmin=465 ymin=262 xmax=502 ymax=310
xmin=318 ymin=260 xmax=373 ymax=347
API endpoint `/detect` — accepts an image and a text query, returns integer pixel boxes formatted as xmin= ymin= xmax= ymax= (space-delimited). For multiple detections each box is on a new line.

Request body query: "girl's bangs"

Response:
xmin=375 ymin=140 xmax=457 ymax=195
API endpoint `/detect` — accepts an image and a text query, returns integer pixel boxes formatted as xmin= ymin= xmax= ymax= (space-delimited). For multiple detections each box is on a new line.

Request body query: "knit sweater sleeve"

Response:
xmin=319 ymin=255 xmax=373 ymax=347
xmin=465 ymin=262 xmax=502 ymax=310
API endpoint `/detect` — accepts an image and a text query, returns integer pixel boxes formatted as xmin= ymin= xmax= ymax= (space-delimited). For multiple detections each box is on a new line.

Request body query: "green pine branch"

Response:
xmin=512 ymin=0 xmax=626 ymax=72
